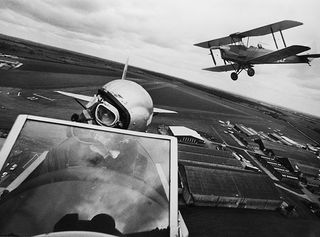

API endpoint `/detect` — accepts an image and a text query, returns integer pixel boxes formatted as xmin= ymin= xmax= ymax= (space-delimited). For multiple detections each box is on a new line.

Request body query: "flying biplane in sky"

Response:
xmin=194 ymin=20 xmax=320 ymax=80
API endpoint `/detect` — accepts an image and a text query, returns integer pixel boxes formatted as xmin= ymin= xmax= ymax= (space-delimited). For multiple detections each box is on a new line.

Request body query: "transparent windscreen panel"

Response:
xmin=0 ymin=119 xmax=172 ymax=236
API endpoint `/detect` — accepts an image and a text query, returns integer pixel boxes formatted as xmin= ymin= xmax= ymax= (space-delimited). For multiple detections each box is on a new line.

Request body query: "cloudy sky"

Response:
xmin=0 ymin=0 xmax=320 ymax=116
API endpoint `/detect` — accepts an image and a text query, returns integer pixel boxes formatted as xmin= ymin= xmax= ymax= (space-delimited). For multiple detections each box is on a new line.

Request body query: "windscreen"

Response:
xmin=0 ymin=120 xmax=171 ymax=236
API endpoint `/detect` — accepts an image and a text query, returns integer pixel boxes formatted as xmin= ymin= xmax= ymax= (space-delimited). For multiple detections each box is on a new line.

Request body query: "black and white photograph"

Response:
xmin=0 ymin=1 xmax=320 ymax=236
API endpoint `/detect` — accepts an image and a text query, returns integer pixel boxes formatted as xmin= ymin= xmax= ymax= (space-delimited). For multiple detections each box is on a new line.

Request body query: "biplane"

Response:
xmin=194 ymin=20 xmax=320 ymax=80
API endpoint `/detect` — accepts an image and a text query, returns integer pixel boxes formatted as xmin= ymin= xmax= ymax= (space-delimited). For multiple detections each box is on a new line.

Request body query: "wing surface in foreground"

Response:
xmin=55 ymin=90 xmax=92 ymax=102
xmin=55 ymin=91 xmax=177 ymax=114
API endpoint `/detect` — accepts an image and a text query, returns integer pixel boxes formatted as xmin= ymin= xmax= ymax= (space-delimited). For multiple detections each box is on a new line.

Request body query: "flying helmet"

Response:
xmin=83 ymin=79 xmax=153 ymax=132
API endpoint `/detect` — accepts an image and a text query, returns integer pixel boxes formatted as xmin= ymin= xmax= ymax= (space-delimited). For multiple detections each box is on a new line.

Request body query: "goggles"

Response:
xmin=94 ymin=101 xmax=120 ymax=127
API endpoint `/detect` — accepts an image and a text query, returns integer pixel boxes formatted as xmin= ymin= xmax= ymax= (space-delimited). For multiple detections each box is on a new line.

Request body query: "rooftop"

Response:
xmin=259 ymin=140 xmax=320 ymax=167
xmin=184 ymin=165 xmax=280 ymax=200
xmin=169 ymin=126 xmax=204 ymax=141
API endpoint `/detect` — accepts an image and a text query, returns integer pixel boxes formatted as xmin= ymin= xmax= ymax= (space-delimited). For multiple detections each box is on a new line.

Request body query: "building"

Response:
xmin=255 ymin=140 xmax=320 ymax=166
xmin=0 ymin=54 xmax=23 ymax=69
xmin=281 ymin=136 xmax=304 ymax=148
xmin=169 ymin=126 xmax=205 ymax=144
xmin=247 ymin=141 xmax=260 ymax=151
xmin=234 ymin=124 xmax=256 ymax=136
xmin=233 ymin=132 xmax=248 ymax=146
xmin=296 ymin=163 xmax=320 ymax=178
xmin=305 ymin=177 xmax=320 ymax=195
xmin=257 ymin=131 xmax=269 ymax=140
xmin=233 ymin=152 xmax=260 ymax=172
xmin=279 ymin=158 xmax=320 ymax=179
xmin=306 ymin=144 xmax=320 ymax=154
xmin=178 ymin=144 xmax=243 ymax=170
xmin=247 ymin=127 xmax=258 ymax=136
xmin=256 ymin=156 xmax=299 ymax=185
xmin=180 ymin=165 xmax=282 ymax=210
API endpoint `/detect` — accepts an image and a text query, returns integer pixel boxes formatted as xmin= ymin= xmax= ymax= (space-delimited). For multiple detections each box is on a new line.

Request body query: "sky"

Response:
xmin=0 ymin=0 xmax=320 ymax=116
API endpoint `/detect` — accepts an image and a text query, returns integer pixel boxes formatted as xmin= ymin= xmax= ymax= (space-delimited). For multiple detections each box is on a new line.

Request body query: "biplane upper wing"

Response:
xmin=248 ymin=45 xmax=310 ymax=64
xmin=203 ymin=64 xmax=239 ymax=72
xmin=237 ymin=20 xmax=303 ymax=38
xmin=194 ymin=36 xmax=242 ymax=48
xmin=194 ymin=20 xmax=302 ymax=49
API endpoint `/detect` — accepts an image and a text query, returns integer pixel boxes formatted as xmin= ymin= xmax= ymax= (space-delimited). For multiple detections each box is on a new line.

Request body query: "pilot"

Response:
xmin=72 ymin=80 xmax=154 ymax=132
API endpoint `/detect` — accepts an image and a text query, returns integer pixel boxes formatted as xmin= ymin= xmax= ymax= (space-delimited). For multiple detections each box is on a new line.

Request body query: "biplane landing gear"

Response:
xmin=231 ymin=72 xmax=238 ymax=81
xmin=247 ymin=68 xmax=255 ymax=77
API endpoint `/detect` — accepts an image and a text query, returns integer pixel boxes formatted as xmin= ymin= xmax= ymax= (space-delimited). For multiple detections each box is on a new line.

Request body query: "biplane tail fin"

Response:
xmin=297 ymin=54 xmax=320 ymax=64
xmin=298 ymin=54 xmax=320 ymax=59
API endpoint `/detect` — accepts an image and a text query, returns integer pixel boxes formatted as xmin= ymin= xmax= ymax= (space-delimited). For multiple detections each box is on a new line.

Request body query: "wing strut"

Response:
xmin=246 ymin=37 xmax=250 ymax=47
xmin=207 ymin=41 xmax=217 ymax=65
xmin=280 ymin=30 xmax=287 ymax=47
xmin=209 ymin=48 xmax=217 ymax=65
xmin=270 ymin=27 xmax=279 ymax=49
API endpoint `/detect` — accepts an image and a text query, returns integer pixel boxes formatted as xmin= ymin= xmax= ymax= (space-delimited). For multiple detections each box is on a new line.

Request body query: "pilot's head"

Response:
xmin=75 ymin=80 xmax=153 ymax=132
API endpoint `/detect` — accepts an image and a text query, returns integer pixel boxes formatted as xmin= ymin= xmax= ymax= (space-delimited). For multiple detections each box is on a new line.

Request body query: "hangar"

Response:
xmin=169 ymin=126 xmax=205 ymax=144
xmin=180 ymin=165 xmax=282 ymax=210
xmin=256 ymin=139 xmax=320 ymax=167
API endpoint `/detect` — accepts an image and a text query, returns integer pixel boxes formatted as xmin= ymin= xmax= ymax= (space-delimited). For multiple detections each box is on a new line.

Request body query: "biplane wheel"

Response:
xmin=231 ymin=72 xmax=238 ymax=81
xmin=247 ymin=68 xmax=255 ymax=77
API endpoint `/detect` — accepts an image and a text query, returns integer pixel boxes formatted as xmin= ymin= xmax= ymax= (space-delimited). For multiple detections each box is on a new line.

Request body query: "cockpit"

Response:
xmin=0 ymin=115 xmax=178 ymax=237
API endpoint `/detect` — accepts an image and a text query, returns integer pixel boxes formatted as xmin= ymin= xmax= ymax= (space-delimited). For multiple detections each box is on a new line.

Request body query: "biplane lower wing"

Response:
xmin=203 ymin=64 xmax=239 ymax=72
xmin=248 ymin=45 xmax=310 ymax=64
xmin=254 ymin=54 xmax=320 ymax=64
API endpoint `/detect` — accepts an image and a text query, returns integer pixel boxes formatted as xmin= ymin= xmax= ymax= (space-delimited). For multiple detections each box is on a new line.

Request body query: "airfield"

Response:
xmin=1 ymin=34 xmax=320 ymax=236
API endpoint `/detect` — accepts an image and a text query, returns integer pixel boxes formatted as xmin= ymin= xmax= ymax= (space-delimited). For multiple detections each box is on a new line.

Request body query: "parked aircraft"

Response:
xmin=194 ymin=20 xmax=320 ymax=80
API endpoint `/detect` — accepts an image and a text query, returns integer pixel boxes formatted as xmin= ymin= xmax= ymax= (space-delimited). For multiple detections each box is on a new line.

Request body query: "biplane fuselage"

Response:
xmin=195 ymin=20 xmax=320 ymax=80
xmin=222 ymin=45 xmax=310 ymax=64
xmin=221 ymin=45 xmax=272 ymax=63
